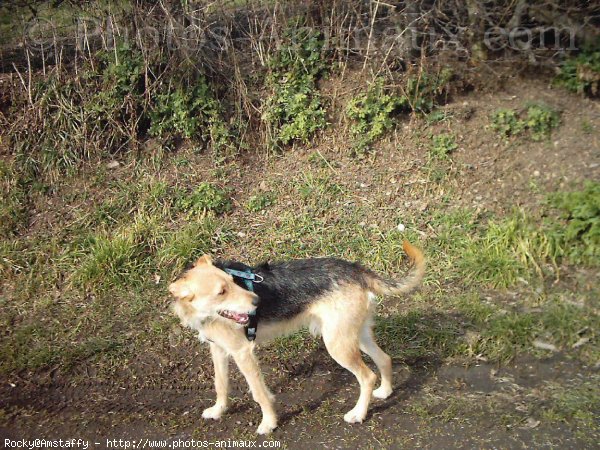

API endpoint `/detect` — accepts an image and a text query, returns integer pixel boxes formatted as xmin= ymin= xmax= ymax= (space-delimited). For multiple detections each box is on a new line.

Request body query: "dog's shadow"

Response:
xmin=273 ymin=311 xmax=466 ymax=426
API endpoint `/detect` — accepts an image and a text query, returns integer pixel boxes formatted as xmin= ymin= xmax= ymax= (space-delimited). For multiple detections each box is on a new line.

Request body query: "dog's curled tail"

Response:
xmin=367 ymin=240 xmax=425 ymax=296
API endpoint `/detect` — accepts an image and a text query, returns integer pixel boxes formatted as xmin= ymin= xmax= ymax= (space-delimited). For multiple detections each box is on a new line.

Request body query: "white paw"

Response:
xmin=202 ymin=404 xmax=226 ymax=420
xmin=256 ymin=418 xmax=277 ymax=435
xmin=344 ymin=408 xmax=366 ymax=424
xmin=373 ymin=385 xmax=393 ymax=399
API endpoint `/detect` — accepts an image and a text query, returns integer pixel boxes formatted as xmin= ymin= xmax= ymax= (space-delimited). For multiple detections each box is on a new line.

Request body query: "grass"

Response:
xmin=177 ymin=182 xmax=232 ymax=216
xmin=541 ymin=377 xmax=600 ymax=441
xmin=0 ymin=160 xmax=28 ymax=237
xmin=0 ymin=47 xmax=597 ymax=397
xmin=1 ymin=160 xmax=597 ymax=376
xmin=1 ymin=11 xmax=598 ymax=446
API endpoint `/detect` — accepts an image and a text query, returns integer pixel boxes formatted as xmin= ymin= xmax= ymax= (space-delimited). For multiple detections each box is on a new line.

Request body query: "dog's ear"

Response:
xmin=195 ymin=254 xmax=213 ymax=266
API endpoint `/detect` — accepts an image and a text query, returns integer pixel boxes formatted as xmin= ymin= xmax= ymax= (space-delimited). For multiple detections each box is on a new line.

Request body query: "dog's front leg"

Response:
xmin=232 ymin=349 xmax=277 ymax=435
xmin=202 ymin=342 xmax=230 ymax=420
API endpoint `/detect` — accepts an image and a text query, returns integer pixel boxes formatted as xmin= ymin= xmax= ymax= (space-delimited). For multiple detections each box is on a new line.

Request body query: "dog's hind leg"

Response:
xmin=202 ymin=342 xmax=230 ymax=420
xmin=359 ymin=324 xmax=393 ymax=399
xmin=232 ymin=348 xmax=278 ymax=435
xmin=322 ymin=321 xmax=377 ymax=424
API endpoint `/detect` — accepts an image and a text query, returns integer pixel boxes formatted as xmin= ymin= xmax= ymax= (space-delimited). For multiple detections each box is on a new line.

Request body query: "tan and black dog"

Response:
xmin=169 ymin=241 xmax=425 ymax=434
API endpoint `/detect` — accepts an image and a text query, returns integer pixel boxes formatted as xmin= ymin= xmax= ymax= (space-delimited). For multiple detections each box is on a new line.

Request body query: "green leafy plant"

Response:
xmin=246 ymin=193 xmax=276 ymax=212
xmin=524 ymin=104 xmax=561 ymax=141
xmin=346 ymin=80 xmax=402 ymax=153
xmin=490 ymin=104 xmax=560 ymax=141
xmin=149 ymin=77 xmax=232 ymax=151
xmin=430 ymin=133 xmax=458 ymax=159
xmin=263 ymin=27 xmax=328 ymax=148
xmin=548 ymin=181 xmax=600 ymax=264
xmin=346 ymin=71 xmax=452 ymax=153
xmin=177 ymin=182 xmax=232 ymax=216
xmin=403 ymin=69 xmax=453 ymax=113
xmin=555 ymin=48 xmax=600 ymax=97
xmin=490 ymin=109 xmax=524 ymax=138
xmin=85 ymin=42 xmax=147 ymax=148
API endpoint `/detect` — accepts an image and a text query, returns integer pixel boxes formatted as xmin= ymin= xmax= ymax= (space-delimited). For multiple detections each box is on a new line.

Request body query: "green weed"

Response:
xmin=346 ymin=79 xmax=402 ymax=153
xmin=177 ymin=182 xmax=232 ymax=216
xmin=425 ymin=109 xmax=452 ymax=123
xmin=73 ymin=214 xmax=163 ymax=289
xmin=264 ymin=26 xmax=327 ymax=148
xmin=490 ymin=108 xmax=524 ymax=138
xmin=490 ymin=104 xmax=560 ymax=141
xmin=149 ymin=77 xmax=232 ymax=151
xmin=156 ymin=217 xmax=228 ymax=276
xmin=581 ymin=120 xmax=594 ymax=134
xmin=548 ymin=181 xmax=600 ymax=265
xmin=524 ymin=104 xmax=561 ymax=141
xmin=346 ymin=71 xmax=452 ymax=153
xmin=430 ymin=133 xmax=458 ymax=159
xmin=460 ymin=213 xmax=557 ymax=288
xmin=403 ymin=69 xmax=453 ymax=113
xmin=246 ymin=193 xmax=276 ymax=212
xmin=555 ymin=47 xmax=600 ymax=97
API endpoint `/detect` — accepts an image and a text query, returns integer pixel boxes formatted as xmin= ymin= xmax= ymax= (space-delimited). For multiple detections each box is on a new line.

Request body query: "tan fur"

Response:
xmin=367 ymin=240 xmax=425 ymax=296
xmin=169 ymin=243 xmax=424 ymax=435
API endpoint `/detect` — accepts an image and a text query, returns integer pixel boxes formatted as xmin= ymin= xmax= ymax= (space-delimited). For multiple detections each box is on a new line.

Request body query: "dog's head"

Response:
xmin=169 ymin=255 xmax=259 ymax=328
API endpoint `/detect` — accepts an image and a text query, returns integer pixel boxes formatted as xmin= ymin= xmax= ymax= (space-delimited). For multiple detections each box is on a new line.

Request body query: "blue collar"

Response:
xmin=223 ymin=268 xmax=263 ymax=292
xmin=223 ymin=268 xmax=262 ymax=341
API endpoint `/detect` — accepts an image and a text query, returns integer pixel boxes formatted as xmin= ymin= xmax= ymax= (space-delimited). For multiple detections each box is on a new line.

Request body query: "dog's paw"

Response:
xmin=256 ymin=419 xmax=277 ymax=435
xmin=343 ymin=408 xmax=366 ymax=424
xmin=373 ymin=385 xmax=393 ymax=399
xmin=202 ymin=404 xmax=227 ymax=420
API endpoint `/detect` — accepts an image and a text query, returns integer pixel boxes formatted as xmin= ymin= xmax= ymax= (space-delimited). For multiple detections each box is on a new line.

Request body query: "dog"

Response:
xmin=169 ymin=240 xmax=425 ymax=434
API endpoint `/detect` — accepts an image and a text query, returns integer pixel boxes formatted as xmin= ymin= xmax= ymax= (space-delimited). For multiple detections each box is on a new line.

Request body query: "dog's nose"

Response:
xmin=252 ymin=295 xmax=260 ymax=306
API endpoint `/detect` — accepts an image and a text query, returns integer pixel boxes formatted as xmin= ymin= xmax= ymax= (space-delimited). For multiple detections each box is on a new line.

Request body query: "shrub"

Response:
xmin=555 ymin=48 xmax=600 ymax=97
xmin=149 ymin=77 xmax=232 ymax=151
xmin=548 ymin=181 xmax=600 ymax=265
xmin=263 ymin=27 xmax=327 ymax=148
xmin=346 ymin=70 xmax=452 ymax=153
xmin=346 ymin=80 xmax=402 ymax=153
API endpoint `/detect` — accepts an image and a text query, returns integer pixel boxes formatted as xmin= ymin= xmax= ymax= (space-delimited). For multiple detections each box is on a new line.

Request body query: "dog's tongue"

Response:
xmin=231 ymin=312 xmax=248 ymax=323
xmin=220 ymin=310 xmax=249 ymax=324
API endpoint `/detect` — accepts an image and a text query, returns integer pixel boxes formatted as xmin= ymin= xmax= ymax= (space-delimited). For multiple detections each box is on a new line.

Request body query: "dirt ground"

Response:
xmin=1 ymin=355 xmax=595 ymax=449
xmin=1 ymin=76 xmax=599 ymax=449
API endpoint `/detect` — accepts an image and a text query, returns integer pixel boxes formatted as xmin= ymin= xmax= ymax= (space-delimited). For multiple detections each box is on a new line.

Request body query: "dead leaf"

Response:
xmin=522 ymin=417 xmax=540 ymax=429
xmin=572 ymin=337 xmax=590 ymax=349
xmin=533 ymin=340 xmax=558 ymax=352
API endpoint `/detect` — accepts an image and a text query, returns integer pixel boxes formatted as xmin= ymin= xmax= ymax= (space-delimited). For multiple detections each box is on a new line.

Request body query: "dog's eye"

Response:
xmin=219 ymin=287 xmax=226 ymax=296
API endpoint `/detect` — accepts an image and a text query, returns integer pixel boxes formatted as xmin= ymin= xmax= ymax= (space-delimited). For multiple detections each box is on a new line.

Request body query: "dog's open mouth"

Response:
xmin=218 ymin=310 xmax=250 ymax=325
